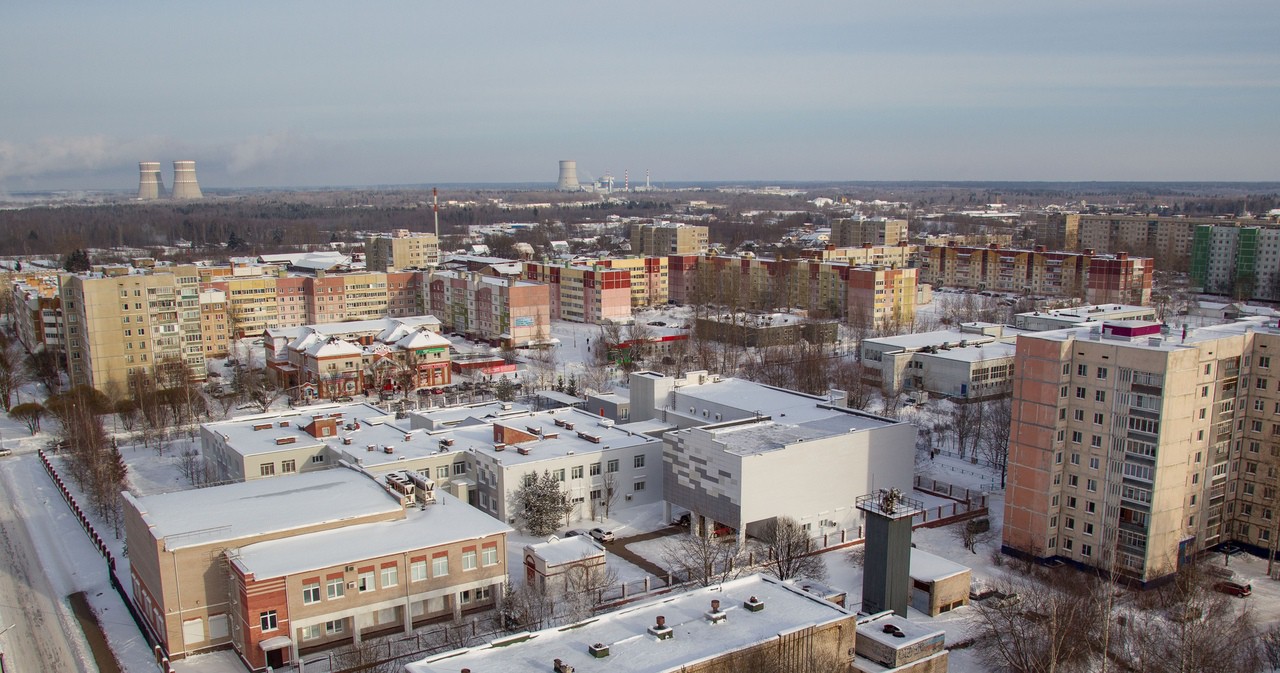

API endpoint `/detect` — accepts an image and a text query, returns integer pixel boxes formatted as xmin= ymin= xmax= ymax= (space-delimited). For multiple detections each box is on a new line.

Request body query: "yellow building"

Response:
xmin=597 ymin=256 xmax=669 ymax=307
xmin=61 ymin=264 xmax=204 ymax=395
xmin=365 ymin=229 xmax=440 ymax=272
xmin=629 ymin=222 xmax=709 ymax=256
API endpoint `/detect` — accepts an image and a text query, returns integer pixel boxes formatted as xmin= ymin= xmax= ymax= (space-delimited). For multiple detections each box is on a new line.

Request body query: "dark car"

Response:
xmin=1214 ymin=581 xmax=1252 ymax=597
xmin=672 ymin=513 xmax=691 ymax=527
xmin=563 ymin=529 xmax=588 ymax=539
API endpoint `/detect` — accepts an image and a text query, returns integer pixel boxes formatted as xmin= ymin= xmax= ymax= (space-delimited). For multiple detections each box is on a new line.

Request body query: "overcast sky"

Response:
xmin=2 ymin=1 xmax=1277 ymax=191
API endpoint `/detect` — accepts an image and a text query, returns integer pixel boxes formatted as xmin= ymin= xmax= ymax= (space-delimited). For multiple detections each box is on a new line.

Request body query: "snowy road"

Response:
xmin=0 ymin=453 xmax=97 ymax=672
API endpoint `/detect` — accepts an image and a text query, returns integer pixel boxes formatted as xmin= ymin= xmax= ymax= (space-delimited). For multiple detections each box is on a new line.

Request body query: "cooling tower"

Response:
xmin=557 ymin=160 xmax=580 ymax=191
xmin=138 ymin=162 xmax=165 ymax=200
xmin=171 ymin=160 xmax=203 ymax=199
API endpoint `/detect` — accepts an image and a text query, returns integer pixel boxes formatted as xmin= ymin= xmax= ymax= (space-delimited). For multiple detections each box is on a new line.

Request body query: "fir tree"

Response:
xmin=513 ymin=470 xmax=572 ymax=536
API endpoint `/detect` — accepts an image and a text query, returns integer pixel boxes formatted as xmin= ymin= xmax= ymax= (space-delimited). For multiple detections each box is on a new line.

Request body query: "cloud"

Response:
xmin=224 ymin=131 xmax=311 ymax=175
xmin=0 ymin=135 xmax=170 ymax=183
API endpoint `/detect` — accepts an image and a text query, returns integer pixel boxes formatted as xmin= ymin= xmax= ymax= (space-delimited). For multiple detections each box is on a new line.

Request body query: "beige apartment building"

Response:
xmin=1004 ymin=316 xmax=1280 ymax=584
xmin=830 ymin=217 xmax=908 ymax=247
xmin=61 ymin=264 xmax=205 ymax=394
xmin=597 ymin=256 xmax=669 ymax=307
xmin=365 ymin=229 xmax=440 ymax=272
xmin=629 ymin=222 xmax=709 ymax=256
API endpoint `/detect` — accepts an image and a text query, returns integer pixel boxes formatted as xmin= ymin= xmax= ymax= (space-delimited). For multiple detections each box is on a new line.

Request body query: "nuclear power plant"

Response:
xmin=137 ymin=162 xmax=166 ymax=200
xmin=170 ymin=160 xmax=203 ymax=199
xmin=556 ymin=160 xmax=580 ymax=191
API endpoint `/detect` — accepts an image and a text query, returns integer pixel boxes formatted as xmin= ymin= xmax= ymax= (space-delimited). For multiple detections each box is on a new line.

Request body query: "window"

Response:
xmin=1065 ymin=517 xmax=1076 ymax=530
xmin=260 ymin=463 xmax=275 ymax=477
xmin=1086 ymin=478 xmax=1097 ymax=492
xmin=411 ymin=560 xmax=427 ymax=582
xmin=325 ymin=620 xmax=344 ymax=635
xmin=553 ymin=468 xmax=566 ymax=482
xmin=1261 ymin=356 xmax=1272 ymax=369
xmin=606 ymin=459 xmax=619 ymax=473
xmin=302 ymin=582 xmax=321 ymax=605
xmin=1070 ymin=453 xmax=1081 ymax=465
xmin=482 ymin=545 xmax=498 ymax=566
xmin=281 ymin=459 xmax=296 ymax=473
xmin=1086 ymin=501 xmax=1097 ymax=514
xmin=357 ymin=571 xmax=374 ymax=592
xmin=590 ymin=463 xmax=601 ymax=476
xmin=381 ymin=565 xmax=398 ymax=588
xmin=301 ymin=624 xmax=321 ymax=641
xmin=1077 ymin=364 xmax=1088 ymax=376
xmin=634 ymin=454 xmax=645 ymax=469
xmin=260 ymin=610 xmax=278 ymax=632
xmin=462 ymin=549 xmax=478 ymax=571
xmin=327 ymin=578 xmax=344 ymax=599
xmin=1081 ymin=544 xmax=1092 ymax=557
xmin=432 ymin=555 xmax=449 ymax=577
xmin=1096 ymin=367 xmax=1107 ymax=380
xmin=571 ymin=465 xmax=583 ymax=479
xmin=1067 ymin=496 xmax=1077 ymax=509
xmin=1084 ymin=522 xmax=1094 ymax=536
xmin=1259 ymin=378 xmax=1270 ymax=390
xmin=1071 ymin=431 xmax=1083 ymax=444
xmin=1055 ymin=452 xmax=1063 ymax=464
xmin=1060 ymin=386 xmax=1068 ymax=398
xmin=1075 ymin=387 xmax=1086 ymax=399
xmin=1090 ymin=435 xmax=1102 ymax=448
xmin=634 ymin=480 xmax=646 ymax=491
xmin=1074 ymin=409 xmax=1085 ymax=421
xmin=312 ymin=454 xmax=325 ymax=464
xmin=452 ymin=462 xmax=466 ymax=474
xmin=437 ymin=465 xmax=450 ymax=479
xmin=1095 ymin=390 xmax=1106 ymax=402
xmin=1068 ymin=475 xmax=1079 ymax=487
xmin=1093 ymin=412 xmax=1104 ymax=425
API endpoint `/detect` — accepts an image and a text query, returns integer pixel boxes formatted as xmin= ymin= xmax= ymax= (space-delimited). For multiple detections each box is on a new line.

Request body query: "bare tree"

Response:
xmin=659 ymin=532 xmax=748 ymax=587
xmin=978 ymin=397 xmax=1013 ymax=487
xmin=330 ymin=639 xmax=398 ymax=673
xmin=9 ymin=401 xmax=44 ymax=434
xmin=969 ymin=574 xmax=1098 ymax=673
xmin=0 ymin=336 xmax=30 ymax=410
xmin=951 ymin=517 xmax=994 ymax=554
xmin=562 ymin=555 xmax=620 ymax=622
xmin=599 ymin=471 xmax=620 ymax=520
xmin=239 ymin=367 xmax=285 ymax=413
xmin=755 ymin=516 xmax=827 ymax=582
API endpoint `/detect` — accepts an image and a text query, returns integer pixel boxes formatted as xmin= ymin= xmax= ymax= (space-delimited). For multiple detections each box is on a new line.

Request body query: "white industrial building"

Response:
xmin=1011 ymin=304 xmax=1157 ymax=332
xmin=627 ymin=371 xmax=916 ymax=541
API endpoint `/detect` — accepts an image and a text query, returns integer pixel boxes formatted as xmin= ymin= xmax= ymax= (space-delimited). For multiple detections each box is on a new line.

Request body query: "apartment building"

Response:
xmin=123 ymin=467 xmax=511 ymax=670
xmin=669 ymin=255 xmax=917 ymax=328
xmin=11 ymin=274 xmax=62 ymax=354
xmin=427 ymin=270 xmax=552 ymax=346
xmin=522 ymin=261 xmax=632 ymax=324
xmin=830 ymin=217 xmax=908 ymax=248
xmin=694 ymin=312 xmax=839 ymax=348
xmin=264 ymin=317 xmax=450 ymax=401
xmin=1003 ymin=316 xmax=1280 ymax=584
xmin=1077 ymin=214 xmax=1215 ymax=270
xmin=920 ymin=244 xmax=1153 ymax=305
xmin=805 ymin=243 xmax=917 ymax=267
xmin=629 ymin=222 xmax=709 ymax=256
xmin=1190 ymin=223 xmax=1280 ymax=300
xmin=60 ymin=264 xmax=205 ymax=394
xmin=365 ymin=229 xmax=440 ymax=272
xmin=596 ymin=256 xmax=669 ymax=307
xmin=198 ymin=289 xmax=232 ymax=357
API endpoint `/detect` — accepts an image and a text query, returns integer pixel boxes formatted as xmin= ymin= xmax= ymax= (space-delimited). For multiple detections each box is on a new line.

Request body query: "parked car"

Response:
xmin=672 ymin=513 xmax=691 ymax=528
xmin=335 ymin=396 xmax=354 ymax=403
xmin=589 ymin=528 xmax=615 ymax=543
xmin=1214 ymin=581 xmax=1252 ymax=597
xmin=563 ymin=529 xmax=588 ymax=539
xmin=711 ymin=524 xmax=732 ymax=538
xmin=0 ymin=448 xmax=12 ymax=457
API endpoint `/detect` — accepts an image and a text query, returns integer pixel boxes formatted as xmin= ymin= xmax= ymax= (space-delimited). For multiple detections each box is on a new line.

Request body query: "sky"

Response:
xmin=1 ymin=1 xmax=1277 ymax=191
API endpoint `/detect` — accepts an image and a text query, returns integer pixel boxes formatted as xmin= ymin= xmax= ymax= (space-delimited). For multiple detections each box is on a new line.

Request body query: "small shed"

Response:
xmin=910 ymin=548 xmax=971 ymax=616
xmin=523 ymin=536 xmax=605 ymax=594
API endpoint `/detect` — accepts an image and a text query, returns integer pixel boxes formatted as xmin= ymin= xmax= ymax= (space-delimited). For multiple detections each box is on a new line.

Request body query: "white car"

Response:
xmin=0 ymin=448 xmax=12 ymax=457
xmin=589 ymin=528 xmax=615 ymax=543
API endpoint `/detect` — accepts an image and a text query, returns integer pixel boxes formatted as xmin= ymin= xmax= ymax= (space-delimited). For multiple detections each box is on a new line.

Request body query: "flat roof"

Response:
xmin=125 ymin=467 xmax=402 ymax=551
xmin=856 ymin=612 xmax=944 ymax=652
xmin=404 ymin=574 xmax=853 ymax=673
xmin=235 ymin=490 xmax=512 ymax=578
xmin=863 ymin=328 xmax=998 ymax=352
xmin=670 ymin=377 xmax=892 ymax=427
xmin=910 ymin=548 xmax=970 ymax=582
xmin=921 ymin=340 xmax=1017 ymax=363
xmin=693 ymin=411 xmax=890 ymax=456
xmin=525 ymin=535 xmax=604 ymax=567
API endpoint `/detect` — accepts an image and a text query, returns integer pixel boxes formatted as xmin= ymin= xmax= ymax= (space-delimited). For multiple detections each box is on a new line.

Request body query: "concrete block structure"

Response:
xmin=595 ymin=256 xmax=670 ymax=307
xmin=852 ymin=613 xmax=949 ymax=673
xmin=920 ymin=244 xmax=1153 ymax=305
xmin=629 ymin=221 xmax=709 ymax=256
xmin=861 ymin=323 xmax=1022 ymax=400
xmin=123 ymin=467 xmax=511 ymax=670
xmin=831 ymin=217 xmax=908 ymax=248
xmin=10 ymin=274 xmax=63 ymax=354
xmin=1190 ymin=222 xmax=1280 ymax=300
xmin=694 ymin=312 xmax=838 ymax=348
xmin=523 ymin=261 xmax=633 ymax=324
xmin=909 ymin=549 xmax=971 ymax=616
xmin=522 ymin=536 xmax=606 ymax=594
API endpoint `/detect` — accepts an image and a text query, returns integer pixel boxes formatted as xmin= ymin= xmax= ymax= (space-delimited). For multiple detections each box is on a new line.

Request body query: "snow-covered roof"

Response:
xmin=124 ymin=468 xmax=402 ymax=551
xmin=862 ymin=328 xmax=999 ymax=353
xmin=910 ymin=548 xmax=970 ymax=583
xmin=668 ymin=377 xmax=875 ymax=426
xmin=403 ymin=574 xmax=853 ymax=673
xmin=921 ymin=340 xmax=1017 ymax=364
xmin=305 ymin=336 xmax=364 ymax=358
xmin=525 ymin=535 xmax=604 ymax=568
xmin=235 ymin=490 xmax=511 ymax=578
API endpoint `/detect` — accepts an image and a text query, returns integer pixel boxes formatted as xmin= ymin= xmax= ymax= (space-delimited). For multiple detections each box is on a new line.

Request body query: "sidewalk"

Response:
xmin=611 ymin=525 xmax=685 ymax=578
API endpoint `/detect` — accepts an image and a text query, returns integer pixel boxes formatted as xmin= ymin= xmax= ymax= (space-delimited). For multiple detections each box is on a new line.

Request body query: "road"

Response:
xmin=0 ymin=453 xmax=96 ymax=673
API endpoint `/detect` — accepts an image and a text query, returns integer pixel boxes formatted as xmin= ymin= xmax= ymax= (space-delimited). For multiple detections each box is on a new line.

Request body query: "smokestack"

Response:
xmin=171 ymin=160 xmax=203 ymax=199
xmin=138 ymin=162 xmax=165 ymax=200
xmin=557 ymin=160 xmax=580 ymax=191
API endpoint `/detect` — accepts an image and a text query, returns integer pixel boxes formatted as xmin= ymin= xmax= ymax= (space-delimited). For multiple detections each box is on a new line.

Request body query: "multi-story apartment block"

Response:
xmin=60 ymin=264 xmax=205 ymax=394
xmin=804 ymin=242 xmax=917 ymax=267
xmin=629 ymin=222 xmax=709 ymax=256
xmin=1032 ymin=214 xmax=1080 ymax=251
xmin=522 ymin=261 xmax=632 ymax=324
xmin=123 ymin=467 xmax=511 ymax=670
xmin=427 ymin=270 xmax=552 ymax=346
xmin=1074 ymin=214 xmax=1270 ymax=272
xmin=365 ymin=229 xmax=440 ymax=272
xmin=11 ymin=275 xmax=63 ymax=354
xmin=920 ymin=244 xmax=1153 ymax=305
xmin=669 ymin=255 xmax=917 ymax=328
xmin=264 ymin=317 xmax=450 ymax=401
xmin=830 ymin=217 xmax=908 ymax=248
xmin=198 ymin=289 xmax=231 ymax=357
xmin=596 ymin=256 xmax=669 ymax=307
xmin=1004 ymin=316 xmax=1280 ymax=584
xmin=1190 ymin=223 xmax=1280 ymax=300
